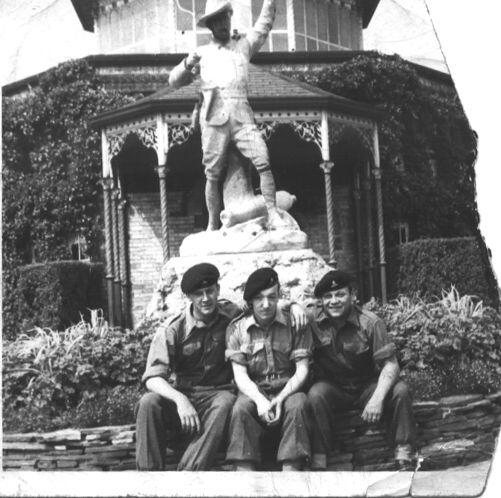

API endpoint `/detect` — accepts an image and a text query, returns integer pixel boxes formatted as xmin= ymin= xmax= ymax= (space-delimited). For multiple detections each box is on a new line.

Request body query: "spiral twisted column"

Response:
xmin=156 ymin=164 xmax=170 ymax=263
xmin=102 ymin=178 xmax=115 ymax=327
xmin=111 ymin=188 xmax=123 ymax=327
xmin=373 ymin=167 xmax=387 ymax=303
xmin=117 ymin=196 xmax=130 ymax=329
xmin=319 ymin=161 xmax=336 ymax=266
xmin=363 ymin=173 xmax=376 ymax=299
xmin=353 ymin=171 xmax=364 ymax=299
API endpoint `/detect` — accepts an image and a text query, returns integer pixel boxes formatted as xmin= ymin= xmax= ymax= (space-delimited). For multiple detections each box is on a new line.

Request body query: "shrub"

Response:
xmin=368 ymin=288 xmax=501 ymax=386
xmin=71 ymin=385 xmax=141 ymax=428
xmin=387 ymin=237 xmax=499 ymax=308
xmin=402 ymin=359 xmax=501 ymax=401
xmin=11 ymin=261 xmax=105 ymax=338
xmin=2 ymin=385 xmax=141 ymax=433
xmin=2 ymin=316 xmax=151 ymax=428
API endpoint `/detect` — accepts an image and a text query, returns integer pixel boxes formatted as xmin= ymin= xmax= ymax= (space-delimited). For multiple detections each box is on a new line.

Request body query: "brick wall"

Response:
xmin=127 ymin=193 xmax=164 ymax=326
xmin=127 ymin=191 xmax=205 ymax=325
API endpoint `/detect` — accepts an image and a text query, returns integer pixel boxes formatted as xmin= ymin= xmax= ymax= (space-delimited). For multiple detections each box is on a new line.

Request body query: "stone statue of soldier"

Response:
xmin=169 ymin=0 xmax=285 ymax=231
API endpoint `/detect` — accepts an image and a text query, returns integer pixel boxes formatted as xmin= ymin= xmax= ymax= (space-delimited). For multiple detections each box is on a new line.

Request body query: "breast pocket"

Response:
xmin=343 ymin=342 xmax=371 ymax=369
xmin=247 ymin=341 xmax=266 ymax=376
xmin=206 ymin=337 xmax=226 ymax=365
xmin=182 ymin=342 xmax=202 ymax=356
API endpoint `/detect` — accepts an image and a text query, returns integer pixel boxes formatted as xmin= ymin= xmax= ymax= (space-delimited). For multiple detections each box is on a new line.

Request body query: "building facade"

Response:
xmin=76 ymin=0 xmax=375 ymax=54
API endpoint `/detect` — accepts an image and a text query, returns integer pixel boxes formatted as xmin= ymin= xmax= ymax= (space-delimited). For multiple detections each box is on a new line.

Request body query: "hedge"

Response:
xmin=386 ymin=237 xmax=499 ymax=307
xmin=11 ymin=261 xmax=105 ymax=338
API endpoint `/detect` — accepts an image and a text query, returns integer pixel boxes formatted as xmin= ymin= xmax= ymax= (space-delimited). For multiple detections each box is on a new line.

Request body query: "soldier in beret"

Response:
xmin=307 ymin=270 xmax=416 ymax=470
xmin=225 ymin=268 xmax=313 ymax=470
xmin=136 ymin=263 xmax=307 ymax=470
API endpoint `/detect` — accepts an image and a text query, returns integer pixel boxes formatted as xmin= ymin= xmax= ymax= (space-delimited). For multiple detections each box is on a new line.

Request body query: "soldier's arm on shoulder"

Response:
xmin=290 ymin=322 xmax=314 ymax=363
xmin=218 ymin=298 xmax=246 ymax=319
xmin=246 ymin=0 xmax=276 ymax=57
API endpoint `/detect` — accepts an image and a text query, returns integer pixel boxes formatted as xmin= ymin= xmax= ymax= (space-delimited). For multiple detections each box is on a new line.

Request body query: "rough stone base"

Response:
xmin=179 ymin=211 xmax=308 ymax=257
xmin=145 ymin=248 xmax=332 ymax=323
xmin=3 ymin=393 xmax=500 ymax=471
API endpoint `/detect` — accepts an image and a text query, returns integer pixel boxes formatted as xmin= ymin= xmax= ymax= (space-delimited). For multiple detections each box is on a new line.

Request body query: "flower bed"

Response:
xmin=3 ymin=392 xmax=500 ymax=472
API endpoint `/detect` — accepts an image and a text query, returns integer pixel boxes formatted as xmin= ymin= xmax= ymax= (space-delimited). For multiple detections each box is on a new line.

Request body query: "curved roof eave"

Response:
xmin=90 ymin=95 xmax=383 ymax=129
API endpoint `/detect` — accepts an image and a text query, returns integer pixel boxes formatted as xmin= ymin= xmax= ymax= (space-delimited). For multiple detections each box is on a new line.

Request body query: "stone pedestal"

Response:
xmin=145 ymin=248 xmax=333 ymax=322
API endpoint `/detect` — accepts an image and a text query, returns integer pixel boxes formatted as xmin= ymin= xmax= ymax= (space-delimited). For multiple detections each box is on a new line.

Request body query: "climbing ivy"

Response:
xmin=281 ymin=52 xmax=479 ymax=242
xmin=2 ymin=59 xmax=136 ymax=338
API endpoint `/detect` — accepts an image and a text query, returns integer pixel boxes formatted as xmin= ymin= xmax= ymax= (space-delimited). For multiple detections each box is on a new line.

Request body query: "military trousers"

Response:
xmin=307 ymin=380 xmax=416 ymax=455
xmin=226 ymin=392 xmax=312 ymax=464
xmin=135 ymin=389 xmax=236 ymax=470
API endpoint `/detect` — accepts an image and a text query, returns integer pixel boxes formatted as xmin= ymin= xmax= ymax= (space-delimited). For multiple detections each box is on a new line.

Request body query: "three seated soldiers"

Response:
xmin=136 ymin=264 xmax=416 ymax=471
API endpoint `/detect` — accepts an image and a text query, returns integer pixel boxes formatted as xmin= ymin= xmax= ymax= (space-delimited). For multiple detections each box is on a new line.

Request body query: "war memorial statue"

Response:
xmin=169 ymin=0 xmax=297 ymax=245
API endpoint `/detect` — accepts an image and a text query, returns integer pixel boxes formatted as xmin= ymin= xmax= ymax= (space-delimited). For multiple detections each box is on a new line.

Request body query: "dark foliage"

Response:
xmin=2 ymin=59 xmax=136 ymax=339
xmin=2 ymin=326 xmax=151 ymax=432
xmin=280 ymin=53 xmax=479 ymax=242
xmin=387 ymin=237 xmax=500 ymax=307
xmin=12 ymin=261 xmax=105 ymax=338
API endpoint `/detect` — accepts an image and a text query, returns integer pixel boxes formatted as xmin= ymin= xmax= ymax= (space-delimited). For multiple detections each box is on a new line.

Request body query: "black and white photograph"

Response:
xmin=1 ymin=0 xmax=501 ymax=496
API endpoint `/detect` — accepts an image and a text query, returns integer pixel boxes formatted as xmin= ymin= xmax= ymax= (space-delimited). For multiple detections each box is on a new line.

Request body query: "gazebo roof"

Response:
xmin=91 ymin=65 xmax=382 ymax=129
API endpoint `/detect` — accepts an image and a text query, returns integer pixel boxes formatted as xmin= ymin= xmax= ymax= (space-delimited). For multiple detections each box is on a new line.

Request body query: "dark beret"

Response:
xmin=181 ymin=263 xmax=220 ymax=294
xmin=243 ymin=267 xmax=279 ymax=302
xmin=314 ymin=270 xmax=353 ymax=298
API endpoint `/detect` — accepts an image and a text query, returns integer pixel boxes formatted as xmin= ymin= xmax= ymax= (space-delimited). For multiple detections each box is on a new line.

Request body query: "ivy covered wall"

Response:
xmin=280 ymin=53 xmax=479 ymax=244
xmin=2 ymin=60 xmax=135 ymax=338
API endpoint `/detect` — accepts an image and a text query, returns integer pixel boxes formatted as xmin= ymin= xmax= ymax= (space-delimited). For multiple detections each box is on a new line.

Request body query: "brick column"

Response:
xmin=111 ymin=187 xmax=123 ymax=327
xmin=102 ymin=178 xmax=115 ymax=327
xmin=156 ymin=164 xmax=170 ymax=263
xmin=319 ymin=161 xmax=336 ymax=266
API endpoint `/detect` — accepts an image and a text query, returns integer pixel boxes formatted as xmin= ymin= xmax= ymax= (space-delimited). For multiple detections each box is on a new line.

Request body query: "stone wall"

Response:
xmin=4 ymin=393 xmax=500 ymax=472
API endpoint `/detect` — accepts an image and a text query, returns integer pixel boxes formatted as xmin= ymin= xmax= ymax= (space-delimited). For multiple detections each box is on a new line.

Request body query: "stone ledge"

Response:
xmin=0 ymin=461 xmax=493 ymax=498
xmin=3 ymin=392 xmax=501 ymax=472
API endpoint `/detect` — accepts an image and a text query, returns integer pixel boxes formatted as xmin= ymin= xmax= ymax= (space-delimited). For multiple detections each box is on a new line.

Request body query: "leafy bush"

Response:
xmin=383 ymin=289 xmax=501 ymax=370
xmin=2 ymin=385 xmax=141 ymax=433
xmin=2 ymin=314 xmax=151 ymax=432
xmin=11 ymin=261 xmax=105 ymax=338
xmin=2 ymin=59 xmax=136 ymax=338
xmin=402 ymin=360 xmax=501 ymax=401
xmin=387 ymin=237 xmax=499 ymax=308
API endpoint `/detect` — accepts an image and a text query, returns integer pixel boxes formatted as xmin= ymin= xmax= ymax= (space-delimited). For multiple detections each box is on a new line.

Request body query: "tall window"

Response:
xmin=252 ymin=0 xmax=289 ymax=51
xmin=293 ymin=0 xmax=361 ymax=51
xmin=392 ymin=222 xmax=410 ymax=245
xmin=176 ymin=0 xmax=211 ymax=50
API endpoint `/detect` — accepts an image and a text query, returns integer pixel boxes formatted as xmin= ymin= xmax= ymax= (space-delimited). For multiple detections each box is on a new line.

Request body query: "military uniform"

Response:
xmin=135 ymin=299 xmax=239 ymax=470
xmin=225 ymin=307 xmax=313 ymax=465
xmin=308 ymin=304 xmax=416 ymax=456
xmin=168 ymin=0 xmax=275 ymax=182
